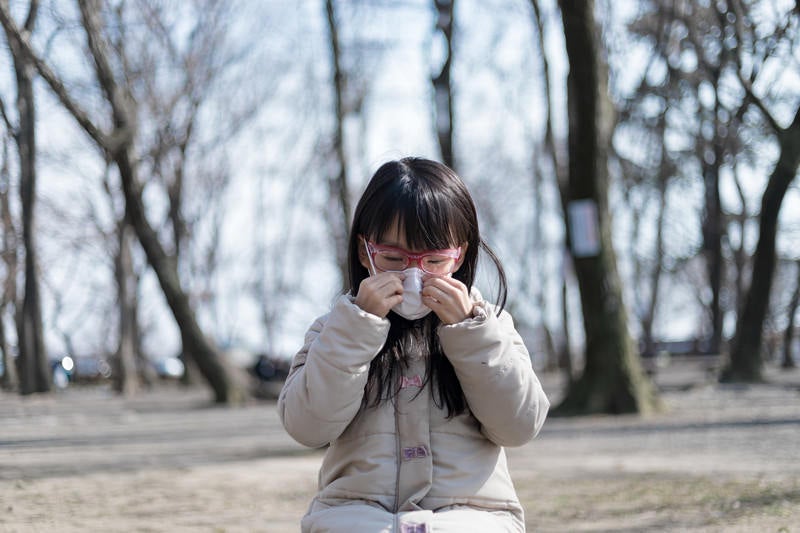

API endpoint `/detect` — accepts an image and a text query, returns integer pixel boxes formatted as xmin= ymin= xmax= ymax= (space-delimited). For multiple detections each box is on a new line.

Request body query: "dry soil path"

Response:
xmin=1 ymin=360 xmax=799 ymax=532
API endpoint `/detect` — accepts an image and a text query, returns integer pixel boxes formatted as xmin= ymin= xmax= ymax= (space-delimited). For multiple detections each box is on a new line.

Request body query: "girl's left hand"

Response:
xmin=421 ymin=275 xmax=474 ymax=325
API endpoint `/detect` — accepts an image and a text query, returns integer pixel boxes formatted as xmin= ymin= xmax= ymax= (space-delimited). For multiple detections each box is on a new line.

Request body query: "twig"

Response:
xmin=0 ymin=0 xmax=111 ymax=149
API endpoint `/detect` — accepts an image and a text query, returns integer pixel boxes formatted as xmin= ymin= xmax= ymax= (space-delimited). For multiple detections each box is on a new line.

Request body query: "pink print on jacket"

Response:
xmin=400 ymin=375 xmax=423 ymax=389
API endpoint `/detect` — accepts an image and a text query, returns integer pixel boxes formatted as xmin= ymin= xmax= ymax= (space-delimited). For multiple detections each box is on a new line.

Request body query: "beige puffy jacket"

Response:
xmin=278 ymin=293 xmax=550 ymax=531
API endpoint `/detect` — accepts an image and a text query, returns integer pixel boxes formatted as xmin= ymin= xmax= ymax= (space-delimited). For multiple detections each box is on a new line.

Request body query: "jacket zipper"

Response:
xmin=393 ymin=399 xmax=401 ymax=513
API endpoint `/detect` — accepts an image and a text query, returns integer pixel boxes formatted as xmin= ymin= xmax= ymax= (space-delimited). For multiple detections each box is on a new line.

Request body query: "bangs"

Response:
xmin=363 ymin=174 xmax=465 ymax=250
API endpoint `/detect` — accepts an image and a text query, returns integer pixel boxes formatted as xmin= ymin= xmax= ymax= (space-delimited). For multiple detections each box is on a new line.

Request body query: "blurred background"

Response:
xmin=0 ymin=0 xmax=798 ymax=410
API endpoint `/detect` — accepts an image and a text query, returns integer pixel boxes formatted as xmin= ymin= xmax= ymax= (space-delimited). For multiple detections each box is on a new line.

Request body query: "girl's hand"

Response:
xmin=422 ymin=275 xmax=474 ymax=325
xmin=354 ymin=272 xmax=405 ymax=318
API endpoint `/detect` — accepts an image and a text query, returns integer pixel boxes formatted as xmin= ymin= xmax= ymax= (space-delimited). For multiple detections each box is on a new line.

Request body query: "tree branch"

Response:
xmin=723 ymin=0 xmax=784 ymax=134
xmin=737 ymin=70 xmax=783 ymax=134
xmin=0 ymin=1 xmax=110 ymax=149
xmin=23 ymin=0 xmax=38 ymax=32
xmin=0 ymin=96 xmax=16 ymax=138
xmin=77 ymin=0 xmax=133 ymax=146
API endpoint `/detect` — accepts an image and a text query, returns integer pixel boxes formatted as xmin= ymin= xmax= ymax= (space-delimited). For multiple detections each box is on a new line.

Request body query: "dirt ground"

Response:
xmin=1 ymin=358 xmax=799 ymax=532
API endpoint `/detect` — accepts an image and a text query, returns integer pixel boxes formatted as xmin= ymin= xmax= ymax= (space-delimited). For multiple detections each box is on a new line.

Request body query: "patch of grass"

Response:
xmin=517 ymin=473 xmax=800 ymax=531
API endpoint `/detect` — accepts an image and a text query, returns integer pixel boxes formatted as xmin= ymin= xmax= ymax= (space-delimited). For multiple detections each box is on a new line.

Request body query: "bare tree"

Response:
xmin=728 ymin=168 xmax=752 ymax=321
xmin=722 ymin=3 xmax=800 ymax=382
xmin=631 ymin=0 xmax=800 ymax=381
xmin=696 ymin=5 xmax=728 ymax=355
xmin=554 ymin=0 xmax=658 ymax=415
xmin=133 ymin=0 xmax=250 ymax=383
xmin=112 ymin=215 xmax=140 ymax=395
xmin=622 ymin=2 xmax=725 ymax=356
xmin=613 ymin=16 xmax=680 ymax=360
xmin=685 ymin=2 xmax=751 ymax=356
xmin=325 ymin=0 xmax=352 ymax=287
xmin=530 ymin=0 xmax=573 ymax=379
xmin=74 ymin=144 xmax=142 ymax=395
xmin=431 ymin=0 xmax=456 ymax=169
xmin=0 ymin=0 xmax=50 ymax=395
xmin=0 ymin=0 xmax=248 ymax=403
xmin=631 ymin=154 xmax=671 ymax=360
xmin=621 ymin=0 xmax=797 ymax=369
xmin=0 ymin=134 xmax=18 ymax=391
xmin=782 ymin=260 xmax=800 ymax=369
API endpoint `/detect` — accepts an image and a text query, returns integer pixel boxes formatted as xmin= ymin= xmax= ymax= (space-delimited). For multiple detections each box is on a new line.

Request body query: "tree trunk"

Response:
xmin=558 ymin=261 xmax=573 ymax=379
xmin=554 ymin=0 xmax=658 ymax=415
xmin=0 ymin=138 xmax=18 ymax=391
xmin=115 ymin=144 xmax=245 ymax=403
xmin=641 ymin=174 xmax=668 ymax=358
xmin=112 ymin=222 xmax=139 ymax=395
xmin=640 ymin=111 xmax=670 ymax=359
xmin=325 ymin=0 xmax=352 ymax=288
xmin=725 ymin=111 xmax=800 ymax=382
xmin=0 ymin=309 xmax=14 ymax=390
xmin=702 ymin=82 xmax=725 ymax=355
xmin=432 ymin=0 xmax=455 ymax=169
xmin=782 ymin=260 xmax=800 ymax=369
xmin=531 ymin=0 xmax=572 ymax=378
xmin=6 ymin=1 xmax=49 ymax=395
xmin=730 ymin=171 xmax=749 ymax=323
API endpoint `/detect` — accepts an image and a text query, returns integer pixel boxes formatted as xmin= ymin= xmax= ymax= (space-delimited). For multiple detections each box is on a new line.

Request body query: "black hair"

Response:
xmin=347 ymin=157 xmax=507 ymax=417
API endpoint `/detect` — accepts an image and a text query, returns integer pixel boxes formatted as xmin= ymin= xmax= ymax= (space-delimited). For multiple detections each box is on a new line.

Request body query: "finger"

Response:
xmin=367 ymin=273 xmax=404 ymax=294
xmin=421 ymin=283 xmax=449 ymax=301
xmin=379 ymin=272 xmax=405 ymax=288
xmin=422 ymin=288 xmax=461 ymax=315
xmin=386 ymin=294 xmax=404 ymax=308
xmin=423 ymin=274 xmax=463 ymax=288
xmin=423 ymin=280 xmax=471 ymax=314
xmin=422 ymin=294 xmax=463 ymax=325
xmin=432 ymin=275 xmax=467 ymax=291
xmin=423 ymin=278 xmax=464 ymax=300
xmin=356 ymin=284 xmax=404 ymax=318
xmin=422 ymin=294 xmax=443 ymax=307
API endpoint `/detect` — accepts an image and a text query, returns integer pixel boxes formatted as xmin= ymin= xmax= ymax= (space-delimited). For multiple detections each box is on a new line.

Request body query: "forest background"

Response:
xmin=0 ymin=0 xmax=799 ymax=413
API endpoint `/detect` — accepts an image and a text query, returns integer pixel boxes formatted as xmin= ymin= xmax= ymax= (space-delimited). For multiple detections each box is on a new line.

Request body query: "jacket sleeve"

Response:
xmin=278 ymin=295 xmax=390 ymax=448
xmin=438 ymin=302 xmax=550 ymax=447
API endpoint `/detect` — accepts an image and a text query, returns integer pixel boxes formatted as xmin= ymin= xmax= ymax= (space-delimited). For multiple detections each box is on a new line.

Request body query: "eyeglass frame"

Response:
xmin=363 ymin=238 xmax=462 ymax=275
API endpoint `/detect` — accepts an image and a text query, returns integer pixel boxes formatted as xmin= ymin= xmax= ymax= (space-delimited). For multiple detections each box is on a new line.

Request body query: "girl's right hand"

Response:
xmin=354 ymin=272 xmax=404 ymax=318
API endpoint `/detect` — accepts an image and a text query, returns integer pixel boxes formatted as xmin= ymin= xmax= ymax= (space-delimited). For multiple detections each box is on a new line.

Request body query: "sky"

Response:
xmin=2 ymin=0 xmax=799 ymax=368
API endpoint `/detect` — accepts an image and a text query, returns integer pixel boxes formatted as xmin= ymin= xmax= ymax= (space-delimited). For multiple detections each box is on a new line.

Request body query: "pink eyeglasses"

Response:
xmin=365 ymin=240 xmax=462 ymax=275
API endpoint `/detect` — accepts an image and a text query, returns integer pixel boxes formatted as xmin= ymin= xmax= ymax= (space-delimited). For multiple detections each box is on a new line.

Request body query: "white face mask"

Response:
xmin=391 ymin=267 xmax=432 ymax=320
xmin=363 ymin=236 xmax=433 ymax=320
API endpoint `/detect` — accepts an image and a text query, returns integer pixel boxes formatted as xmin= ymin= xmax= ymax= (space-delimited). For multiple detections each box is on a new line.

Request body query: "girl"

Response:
xmin=279 ymin=157 xmax=549 ymax=532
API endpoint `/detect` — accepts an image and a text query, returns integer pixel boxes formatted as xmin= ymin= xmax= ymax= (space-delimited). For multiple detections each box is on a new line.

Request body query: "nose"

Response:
xmin=408 ymin=257 xmax=425 ymax=269
xmin=403 ymin=267 xmax=424 ymax=291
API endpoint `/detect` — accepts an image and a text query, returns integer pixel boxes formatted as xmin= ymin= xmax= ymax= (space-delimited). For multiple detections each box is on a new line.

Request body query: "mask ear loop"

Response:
xmin=362 ymin=236 xmax=378 ymax=276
